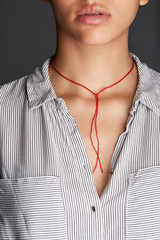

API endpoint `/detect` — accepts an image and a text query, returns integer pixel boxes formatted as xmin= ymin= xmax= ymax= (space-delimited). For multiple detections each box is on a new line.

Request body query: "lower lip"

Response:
xmin=77 ymin=14 xmax=111 ymax=25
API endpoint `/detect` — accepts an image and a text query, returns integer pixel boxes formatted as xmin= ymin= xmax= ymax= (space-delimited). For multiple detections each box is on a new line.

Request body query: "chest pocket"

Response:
xmin=126 ymin=166 xmax=160 ymax=240
xmin=0 ymin=176 xmax=67 ymax=240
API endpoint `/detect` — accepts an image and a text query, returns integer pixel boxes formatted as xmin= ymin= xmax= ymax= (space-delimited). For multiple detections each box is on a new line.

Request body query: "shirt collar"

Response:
xmin=26 ymin=53 xmax=160 ymax=116
xmin=130 ymin=53 xmax=160 ymax=116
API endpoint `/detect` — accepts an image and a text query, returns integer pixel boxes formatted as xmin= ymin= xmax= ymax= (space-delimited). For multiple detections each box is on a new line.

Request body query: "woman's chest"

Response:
xmin=1 ymin=102 xmax=160 ymax=239
xmin=72 ymin=105 xmax=131 ymax=198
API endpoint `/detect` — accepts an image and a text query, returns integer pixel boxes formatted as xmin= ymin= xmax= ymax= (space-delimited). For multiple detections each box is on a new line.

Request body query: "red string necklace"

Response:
xmin=51 ymin=58 xmax=135 ymax=174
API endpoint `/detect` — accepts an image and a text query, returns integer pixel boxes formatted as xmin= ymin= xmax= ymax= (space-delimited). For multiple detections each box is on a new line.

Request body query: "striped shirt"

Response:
xmin=0 ymin=52 xmax=160 ymax=240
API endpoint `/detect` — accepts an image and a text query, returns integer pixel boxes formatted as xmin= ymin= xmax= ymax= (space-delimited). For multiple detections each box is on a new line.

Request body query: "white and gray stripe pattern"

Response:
xmin=0 ymin=53 xmax=160 ymax=240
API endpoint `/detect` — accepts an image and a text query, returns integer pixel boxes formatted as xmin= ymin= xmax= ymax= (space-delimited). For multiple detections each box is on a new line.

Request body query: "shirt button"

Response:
xmin=109 ymin=168 xmax=114 ymax=174
xmin=91 ymin=206 xmax=96 ymax=212
xmin=83 ymin=163 xmax=86 ymax=169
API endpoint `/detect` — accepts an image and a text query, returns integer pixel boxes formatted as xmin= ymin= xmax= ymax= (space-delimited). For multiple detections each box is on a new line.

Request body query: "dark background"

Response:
xmin=0 ymin=0 xmax=160 ymax=85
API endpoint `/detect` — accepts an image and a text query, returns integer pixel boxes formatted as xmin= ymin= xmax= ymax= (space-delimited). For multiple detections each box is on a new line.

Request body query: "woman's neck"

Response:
xmin=49 ymin=31 xmax=138 ymax=98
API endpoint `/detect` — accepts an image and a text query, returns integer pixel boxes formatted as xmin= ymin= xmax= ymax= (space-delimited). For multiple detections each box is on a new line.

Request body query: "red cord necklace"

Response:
xmin=51 ymin=58 xmax=135 ymax=174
